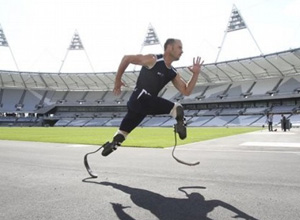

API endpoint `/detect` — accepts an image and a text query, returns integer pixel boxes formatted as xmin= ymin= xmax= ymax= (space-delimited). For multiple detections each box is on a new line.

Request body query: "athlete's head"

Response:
xmin=164 ymin=38 xmax=183 ymax=61
xmin=187 ymin=192 xmax=205 ymax=201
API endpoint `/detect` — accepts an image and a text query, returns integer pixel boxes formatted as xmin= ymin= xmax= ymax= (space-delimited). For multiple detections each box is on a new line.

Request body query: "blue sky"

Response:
xmin=0 ymin=0 xmax=299 ymax=72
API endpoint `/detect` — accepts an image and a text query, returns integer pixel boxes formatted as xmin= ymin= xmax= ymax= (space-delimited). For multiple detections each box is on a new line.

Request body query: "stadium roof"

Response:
xmin=0 ymin=47 xmax=300 ymax=91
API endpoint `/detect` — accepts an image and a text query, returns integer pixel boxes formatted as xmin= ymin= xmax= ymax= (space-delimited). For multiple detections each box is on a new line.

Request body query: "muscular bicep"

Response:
xmin=124 ymin=54 xmax=156 ymax=68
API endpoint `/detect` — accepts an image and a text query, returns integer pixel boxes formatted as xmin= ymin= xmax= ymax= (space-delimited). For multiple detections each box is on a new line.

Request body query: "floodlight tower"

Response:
xmin=215 ymin=4 xmax=263 ymax=62
xmin=139 ymin=23 xmax=162 ymax=53
xmin=0 ymin=24 xmax=19 ymax=71
xmin=59 ymin=30 xmax=95 ymax=73
xmin=132 ymin=23 xmax=162 ymax=72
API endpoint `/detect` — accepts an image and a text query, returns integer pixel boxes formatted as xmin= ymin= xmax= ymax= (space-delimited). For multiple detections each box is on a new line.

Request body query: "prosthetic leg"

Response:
xmin=172 ymin=104 xmax=200 ymax=166
xmin=84 ymin=105 xmax=199 ymax=178
xmin=84 ymin=133 xmax=125 ymax=178
xmin=172 ymin=123 xmax=200 ymax=166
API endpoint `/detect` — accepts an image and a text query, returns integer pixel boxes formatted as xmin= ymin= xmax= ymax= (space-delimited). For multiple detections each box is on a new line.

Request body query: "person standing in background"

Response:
xmin=267 ymin=113 xmax=273 ymax=132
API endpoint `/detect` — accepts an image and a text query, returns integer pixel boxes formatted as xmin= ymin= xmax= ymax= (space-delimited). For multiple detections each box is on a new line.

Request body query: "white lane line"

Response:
xmin=166 ymin=148 xmax=300 ymax=154
xmin=240 ymin=142 xmax=300 ymax=148
xmin=255 ymin=132 xmax=295 ymax=135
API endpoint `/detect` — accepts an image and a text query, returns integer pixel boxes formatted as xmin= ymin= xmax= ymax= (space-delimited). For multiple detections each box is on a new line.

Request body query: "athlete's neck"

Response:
xmin=163 ymin=54 xmax=174 ymax=68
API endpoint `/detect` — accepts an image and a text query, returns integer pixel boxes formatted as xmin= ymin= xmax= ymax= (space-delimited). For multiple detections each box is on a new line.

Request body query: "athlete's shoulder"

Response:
xmin=155 ymin=54 xmax=164 ymax=59
xmin=171 ymin=64 xmax=177 ymax=70
xmin=171 ymin=65 xmax=178 ymax=74
xmin=155 ymin=54 xmax=164 ymax=61
xmin=145 ymin=54 xmax=163 ymax=69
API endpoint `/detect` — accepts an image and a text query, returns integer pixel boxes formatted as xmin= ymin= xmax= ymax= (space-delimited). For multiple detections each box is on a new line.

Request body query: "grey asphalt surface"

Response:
xmin=1 ymin=128 xmax=300 ymax=220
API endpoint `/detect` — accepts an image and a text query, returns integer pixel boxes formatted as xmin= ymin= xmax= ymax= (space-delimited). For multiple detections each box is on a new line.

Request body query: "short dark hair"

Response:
xmin=164 ymin=38 xmax=176 ymax=51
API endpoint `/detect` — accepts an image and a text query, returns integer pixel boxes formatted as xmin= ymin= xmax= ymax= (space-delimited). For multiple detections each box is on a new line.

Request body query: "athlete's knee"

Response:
xmin=169 ymin=102 xmax=183 ymax=118
xmin=113 ymin=130 xmax=127 ymax=143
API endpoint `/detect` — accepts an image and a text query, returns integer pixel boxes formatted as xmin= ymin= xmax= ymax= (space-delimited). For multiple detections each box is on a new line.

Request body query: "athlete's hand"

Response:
xmin=113 ymin=79 xmax=126 ymax=96
xmin=188 ymin=56 xmax=204 ymax=75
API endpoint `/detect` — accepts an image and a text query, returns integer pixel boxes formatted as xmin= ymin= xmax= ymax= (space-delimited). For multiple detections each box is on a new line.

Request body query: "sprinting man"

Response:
xmin=102 ymin=38 xmax=204 ymax=156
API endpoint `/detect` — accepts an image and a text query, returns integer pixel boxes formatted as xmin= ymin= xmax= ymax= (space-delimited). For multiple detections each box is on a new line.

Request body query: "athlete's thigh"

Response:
xmin=119 ymin=109 xmax=146 ymax=133
xmin=143 ymin=96 xmax=174 ymax=115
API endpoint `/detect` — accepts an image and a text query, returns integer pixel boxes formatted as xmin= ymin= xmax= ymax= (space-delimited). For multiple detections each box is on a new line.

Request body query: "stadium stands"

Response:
xmin=202 ymin=115 xmax=237 ymax=127
xmin=250 ymin=78 xmax=281 ymax=96
xmin=141 ymin=116 xmax=173 ymax=127
xmin=1 ymin=48 xmax=300 ymax=128
xmin=187 ymin=116 xmax=214 ymax=127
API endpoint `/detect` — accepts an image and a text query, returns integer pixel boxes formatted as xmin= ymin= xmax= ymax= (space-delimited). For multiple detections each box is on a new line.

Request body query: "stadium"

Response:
xmin=1 ymin=2 xmax=300 ymax=220
xmin=1 ymin=7 xmax=300 ymax=129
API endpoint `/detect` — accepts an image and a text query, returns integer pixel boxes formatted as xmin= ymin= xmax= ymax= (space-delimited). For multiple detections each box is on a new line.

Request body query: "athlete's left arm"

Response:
xmin=172 ymin=57 xmax=204 ymax=96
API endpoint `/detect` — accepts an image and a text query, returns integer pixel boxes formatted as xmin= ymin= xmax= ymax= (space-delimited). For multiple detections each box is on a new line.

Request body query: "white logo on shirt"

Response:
xmin=157 ymin=72 xmax=163 ymax=77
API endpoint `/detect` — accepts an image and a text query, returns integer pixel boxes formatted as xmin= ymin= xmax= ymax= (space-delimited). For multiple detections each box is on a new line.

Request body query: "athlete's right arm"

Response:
xmin=113 ymin=54 xmax=156 ymax=95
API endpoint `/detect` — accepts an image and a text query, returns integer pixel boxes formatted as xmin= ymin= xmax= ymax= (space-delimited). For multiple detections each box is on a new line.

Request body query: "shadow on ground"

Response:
xmin=83 ymin=178 xmax=258 ymax=220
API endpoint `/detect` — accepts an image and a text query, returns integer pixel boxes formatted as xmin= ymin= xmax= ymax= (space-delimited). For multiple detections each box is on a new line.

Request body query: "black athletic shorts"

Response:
xmin=119 ymin=88 xmax=175 ymax=133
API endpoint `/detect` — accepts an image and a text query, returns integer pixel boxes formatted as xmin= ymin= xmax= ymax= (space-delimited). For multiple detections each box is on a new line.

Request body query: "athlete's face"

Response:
xmin=171 ymin=40 xmax=183 ymax=61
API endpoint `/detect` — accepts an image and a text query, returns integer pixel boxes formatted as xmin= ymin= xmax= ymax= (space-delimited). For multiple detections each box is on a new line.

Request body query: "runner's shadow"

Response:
xmin=82 ymin=179 xmax=259 ymax=220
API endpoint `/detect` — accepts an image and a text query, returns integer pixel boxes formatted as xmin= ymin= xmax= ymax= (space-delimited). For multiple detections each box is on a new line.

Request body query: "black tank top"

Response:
xmin=135 ymin=54 xmax=177 ymax=96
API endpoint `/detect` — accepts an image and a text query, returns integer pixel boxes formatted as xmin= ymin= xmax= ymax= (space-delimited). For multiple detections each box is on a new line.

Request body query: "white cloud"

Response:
xmin=284 ymin=0 xmax=300 ymax=17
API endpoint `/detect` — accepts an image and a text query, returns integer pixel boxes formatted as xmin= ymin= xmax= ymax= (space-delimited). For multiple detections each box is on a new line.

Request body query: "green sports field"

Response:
xmin=0 ymin=127 xmax=260 ymax=148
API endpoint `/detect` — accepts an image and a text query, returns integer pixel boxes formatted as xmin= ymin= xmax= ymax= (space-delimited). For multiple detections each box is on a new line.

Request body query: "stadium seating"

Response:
xmin=1 ymin=48 xmax=300 ymax=128
xmin=187 ymin=116 xmax=214 ymax=127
